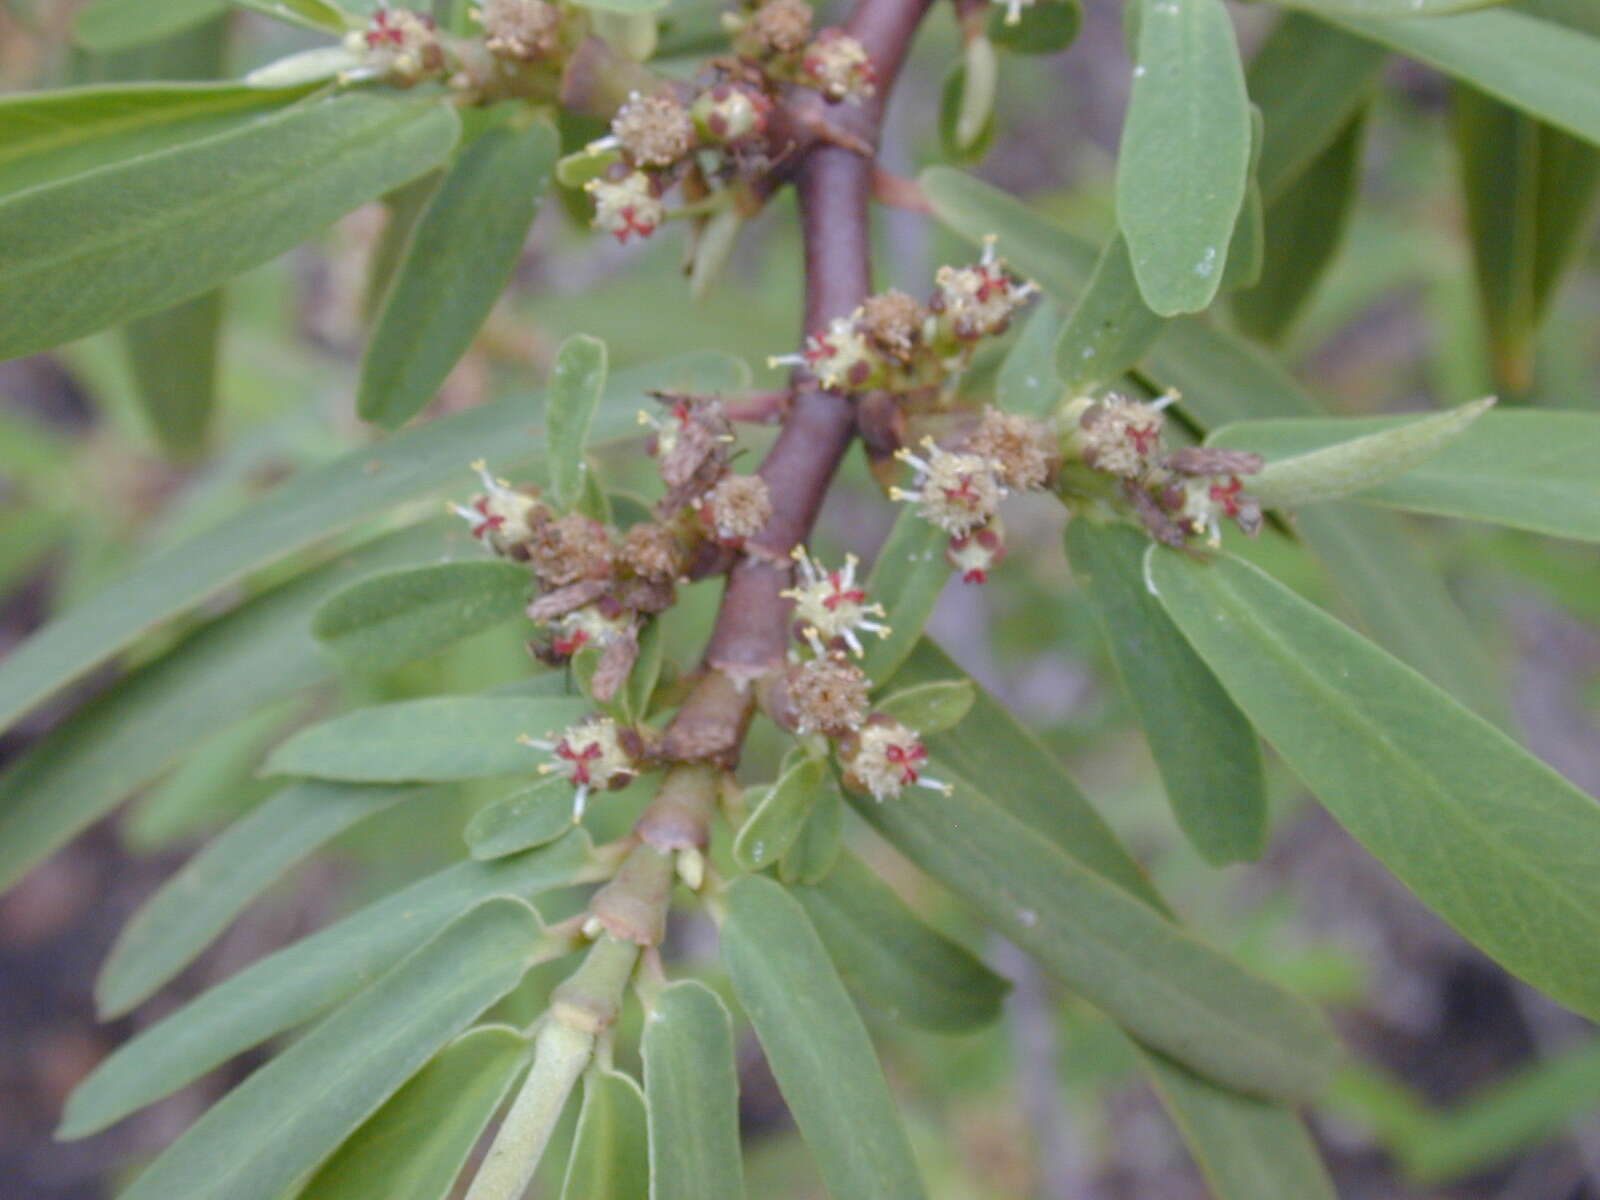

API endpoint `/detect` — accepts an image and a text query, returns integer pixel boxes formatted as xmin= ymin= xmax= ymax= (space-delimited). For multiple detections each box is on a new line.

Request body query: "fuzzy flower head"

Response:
xmin=585 ymin=170 xmax=662 ymax=244
xmin=611 ymin=92 xmax=696 ymax=168
xmin=799 ymin=29 xmax=876 ymax=103
xmin=966 ymin=407 xmax=1054 ymax=491
xmin=782 ymin=547 xmax=891 ymax=658
xmin=841 ymin=717 xmax=949 ymax=801
xmin=859 ymin=289 xmax=928 ymax=365
xmin=1070 ymin=394 xmax=1170 ymax=479
xmin=769 ymin=311 xmax=889 ymax=393
xmin=784 ymin=654 xmax=870 ymax=735
xmin=450 ymin=460 xmax=543 ymax=556
xmin=701 ymin=473 xmax=772 ymax=542
xmin=474 ymin=0 xmax=561 ymax=59
xmin=344 ymin=8 xmax=444 ymax=82
xmin=736 ymin=0 xmax=814 ymax=58
xmin=931 ymin=237 xmax=1037 ymax=342
xmin=691 ymin=82 xmax=772 ymax=144
xmin=523 ymin=716 xmax=634 ymax=819
xmin=891 ymin=438 xmax=1006 ymax=536
xmin=527 ymin=511 xmax=614 ymax=588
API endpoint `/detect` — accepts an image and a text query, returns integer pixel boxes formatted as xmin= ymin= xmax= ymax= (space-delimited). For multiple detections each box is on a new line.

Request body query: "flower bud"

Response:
xmin=690 ymin=82 xmax=772 ymax=143
xmin=611 ymin=91 xmax=696 ymax=168
xmin=799 ymin=29 xmax=876 ymax=102
xmin=475 ymin=0 xmax=561 ymax=60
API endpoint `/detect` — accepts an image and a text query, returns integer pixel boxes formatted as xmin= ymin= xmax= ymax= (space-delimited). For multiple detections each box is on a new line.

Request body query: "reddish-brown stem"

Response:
xmin=659 ymin=0 xmax=932 ymax=764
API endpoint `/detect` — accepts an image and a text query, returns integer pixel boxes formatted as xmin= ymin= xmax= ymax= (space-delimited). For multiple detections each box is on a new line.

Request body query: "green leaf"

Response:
xmin=560 ymin=1070 xmax=650 ymax=1200
xmin=642 ymin=981 xmax=744 ymax=1200
xmin=938 ymin=61 xmax=996 ymax=165
xmin=1116 ymin=0 xmax=1252 ymax=314
xmin=568 ymin=0 xmax=668 ymax=14
xmin=1245 ymin=13 xmax=1385 ymax=203
xmin=466 ymin=777 xmax=576 ymax=859
xmin=0 ymin=82 xmax=318 ymax=200
xmin=1451 ymin=83 xmax=1600 ymax=392
xmin=265 ymin=695 xmax=592 ymax=782
xmin=1330 ymin=7 xmax=1600 ymax=149
xmin=74 ymin=0 xmax=227 ymax=52
xmin=119 ymin=898 xmax=545 ymax=1200
xmin=60 ymin=832 xmax=593 ymax=1139
xmin=1217 ymin=104 xmax=1265 ymax=294
xmin=1066 ymin=521 xmax=1267 ymax=865
xmin=98 ymin=781 xmax=427 ymax=1018
xmin=545 ymin=334 xmax=610 ymax=511
xmin=1244 ymin=398 xmax=1495 ymax=508
xmin=0 ymin=524 xmax=444 ymax=896
xmin=123 ymin=290 xmax=222 ymax=457
xmin=313 ymin=560 xmax=532 ymax=674
xmin=359 ymin=112 xmax=558 ymax=429
xmin=987 ymin=0 xmax=1082 ymax=52
xmin=795 ymin=851 xmax=1009 ymax=1033
xmin=1149 ymin=551 xmax=1600 ymax=1022
xmin=859 ymin=510 xmax=951 ymax=684
xmin=1233 ymin=107 xmax=1369 ymax=343
xmin=232 ymin=0 xmax=354 ymax=34
xmin=1141 ymin=1050 xmax=1338 ymax=1200
xmin=1272 ymin=0 xmax=1511 ymax=16
xmin=777 ymin=777 xmax=844 ymax=886
xmin=845 ymin=766 xmax=1338 ymax=1100
xmin=721 ymin=876 xmax=928 ymax=1199
xmin=995 ymin=296 xmax=1065 ymax=417
xmin=0 ymin=91 xmax=459 ymax=362
xmin=298 ymin=1025 xmax=532 ymax=1200
xmin=1054 ymin=231 xmax=1166 ymax=392
xmin=874 ymin=677 xmax=976 ymax=735
xmin=1212 ymin=409 xmax=1600 ymax=540
xmin=733 ymin=755 xmax=824 ymax=872
xmin=0 ymin=352 xmax=742 ymax=738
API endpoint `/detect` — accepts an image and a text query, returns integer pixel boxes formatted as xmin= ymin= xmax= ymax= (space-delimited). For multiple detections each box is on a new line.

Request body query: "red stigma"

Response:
xmin=1127 ymin=423 xmax=1160 ymax=455
xmin=552 ymin=630 xmax=590 ymax=656
xmin=941 ymin=475 xmax=981 ymax=507
xmin=962 ymin=568 xmax=987 ymax=584
xmin=1209 ymin=476 xmax=1244 ymax=517
xmin=555 ymin=738 xmax=604 ymax=785
xmin=821 ymin=572 xmax=866 ymax=611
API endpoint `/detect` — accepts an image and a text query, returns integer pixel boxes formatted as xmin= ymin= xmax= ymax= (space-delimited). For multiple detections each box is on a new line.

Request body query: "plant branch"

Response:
xmin=661 ymin=0 xmax=933 ymax=766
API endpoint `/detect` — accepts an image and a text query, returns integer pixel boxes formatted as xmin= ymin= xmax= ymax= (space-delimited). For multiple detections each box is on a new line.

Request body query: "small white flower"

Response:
xmin=1070 ymin=394 xmax=1171 ymax=479
xmin=585 ymin=171 xmax=662 ymax=243
xmin=781 ymin=547 xmax=891 ymax=657
xmin=843 ymin=719 xmax=949 ymax=801
xmin=449 ymin=460 xmax=540 ymax=553
xmin=890 ymin=438 xmax=1006 ymax=535
xmin=521 ymin=716 xmax=633 ymax=819
xmin=548 ymin=604 xmax=634 ymax=658
xmin=932 ymin=236 xmax=1037 ymax=340
xmin=799 ymin=30 xmax=876 ymax=102
xmin=768 ymin=311 xmax=878 ymax=392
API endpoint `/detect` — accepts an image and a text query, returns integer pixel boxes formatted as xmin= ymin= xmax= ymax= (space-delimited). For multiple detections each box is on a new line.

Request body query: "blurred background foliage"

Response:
xmin=1 ymin=0 xmax=1598 ymax=1196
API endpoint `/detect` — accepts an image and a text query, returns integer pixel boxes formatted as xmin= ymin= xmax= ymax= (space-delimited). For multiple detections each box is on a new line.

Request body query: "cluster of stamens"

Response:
xmin=521 ymin=716 xmax=636 ymax=818
xmin=1061 ymin=393 xmax=1265 ymax=549
xmin=782 ymin=547 xmax=891 ymax=658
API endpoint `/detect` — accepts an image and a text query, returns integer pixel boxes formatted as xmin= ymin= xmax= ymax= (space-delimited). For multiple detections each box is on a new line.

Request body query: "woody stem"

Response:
xmin=659 ymin=0 xmax=934 ymax=767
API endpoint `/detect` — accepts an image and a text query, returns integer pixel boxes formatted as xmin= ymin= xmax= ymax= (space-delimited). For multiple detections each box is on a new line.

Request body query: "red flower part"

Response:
xmin=555 ymin=737 xmax=604 ymax=785
xmin=883 ymin=739 xmax=928 ymax=784
xmin=821 ymin=571 xmax=868 ymax=611
xmin=1209 ymin=476 xmax=1244 ymax=517
xmin=1126 ymin=422 xmax=1161 ymax=456
xmin=552 ymin=629 xmax=590 ymax=656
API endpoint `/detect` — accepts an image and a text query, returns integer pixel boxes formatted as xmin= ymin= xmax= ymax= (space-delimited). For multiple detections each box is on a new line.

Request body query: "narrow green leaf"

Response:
xmin=642 ymin=981 xmax=744 ymax=1200
xmin=298 ymin=1025 xmax=532 ymax=1200
xmin=1150 ymin=551 xmax=1600 ymax=1022
xmin=795 ymin=851 xmax=1009 ymax=1033
xmin=74 ymin=0 xmax=227 ymax=52
xmin=364 ymin=171 xmax=443 ymax=316
xmin=123 ymin=290 xmax=222 ymax=457
xmin=98 ymin=780 xmax=427 ymax=1018
xmin=0 ymin=352 xmax=743 ymax=738
xmin=1066 ymin=521 xmax=1267 ymax=865
xmin=60 ymin=832 xmax=592 ymax=1138
xmin=846 ymin=767 xmax=1338 ymax=1100
xmin=1234 ymin=108 xmax=1368 ymax=344
xmin=265 ymin=695 xmax=592 ymax=782
xmin=622 ymin=616 xmax=664 ymax=722
xmin=313 ymin=560 xmax=532 ymax=674
xmin=1116 ymin=0 xmax=1252 ymax=314
xmin=874 ymin=677 xmax=975 ymax=735
xmin=722 ymin=876 xmax=928 ymax=1199
xmin=1245 ymin=398 xmax=1495 ymax=508
xmin=0 ymin=82 xmax=317 ymax=199
xmin=0 ymin=524 xmax=444 ymax=896
xmin=360 ymin=113 xmax=558 ymax=429
xmin=1213 ymin=408 xmax=1600 ymax=540
xmin=545 ymin=334 xmax=610 ymax=511
xmin=0 ymin=91 xmax=459 ymax=362
xmin=466 ymin=777 xmax=576 ymax=859
xmin=1216 ymin=104 xmax=1265 ymax=295
xmin=995 ymin=296 xmax=1065 ymax=417
xmin=1331 ymin=7 xmax=1600 ymax=149
xmin=1246 ymin=13 xmax=1384 ymax=203
xmin=1272 ymin=0 xmax=1514 ymax=16
xmin=1141 ymin=1050 xmax=1338 ymax=1200
xmin=119 ymin=898 xmax=545 ymax=1200
xmin=733 ymin=755 xmax=823 ymax=872
xmin=859 ymin=510 xmax=951 ymax=684
xmin=1054 ymin=232 xmax=1165 ymax=392
xmin=560 ymin=1070 xmax=650 ymax=1200
xmin=777 ymin=777 xmax=843 ymax=886
xmin=232 ymin=0 xmax=354 ymax=34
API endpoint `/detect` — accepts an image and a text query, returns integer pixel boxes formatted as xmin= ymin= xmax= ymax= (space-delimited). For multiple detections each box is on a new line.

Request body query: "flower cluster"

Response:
xmin=474 ymin=0 xmax=563 ymax=60
xmin=522 ymin=716 xmax=637 ymax=818
xmin=782 ymin=547 xmax=891 ymax=658
xmin=769 ymin=240 xmax=1036 ymax=396
xmin=343 ymin=7 xmax=446 ymax=84
xmin=890 ymin=408 xmax=1058 ymax=584
xmin=1061 ymin=393 xmax=1265 ymax=548
xmin=726 ymin=0 xmax=875 ymax=105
